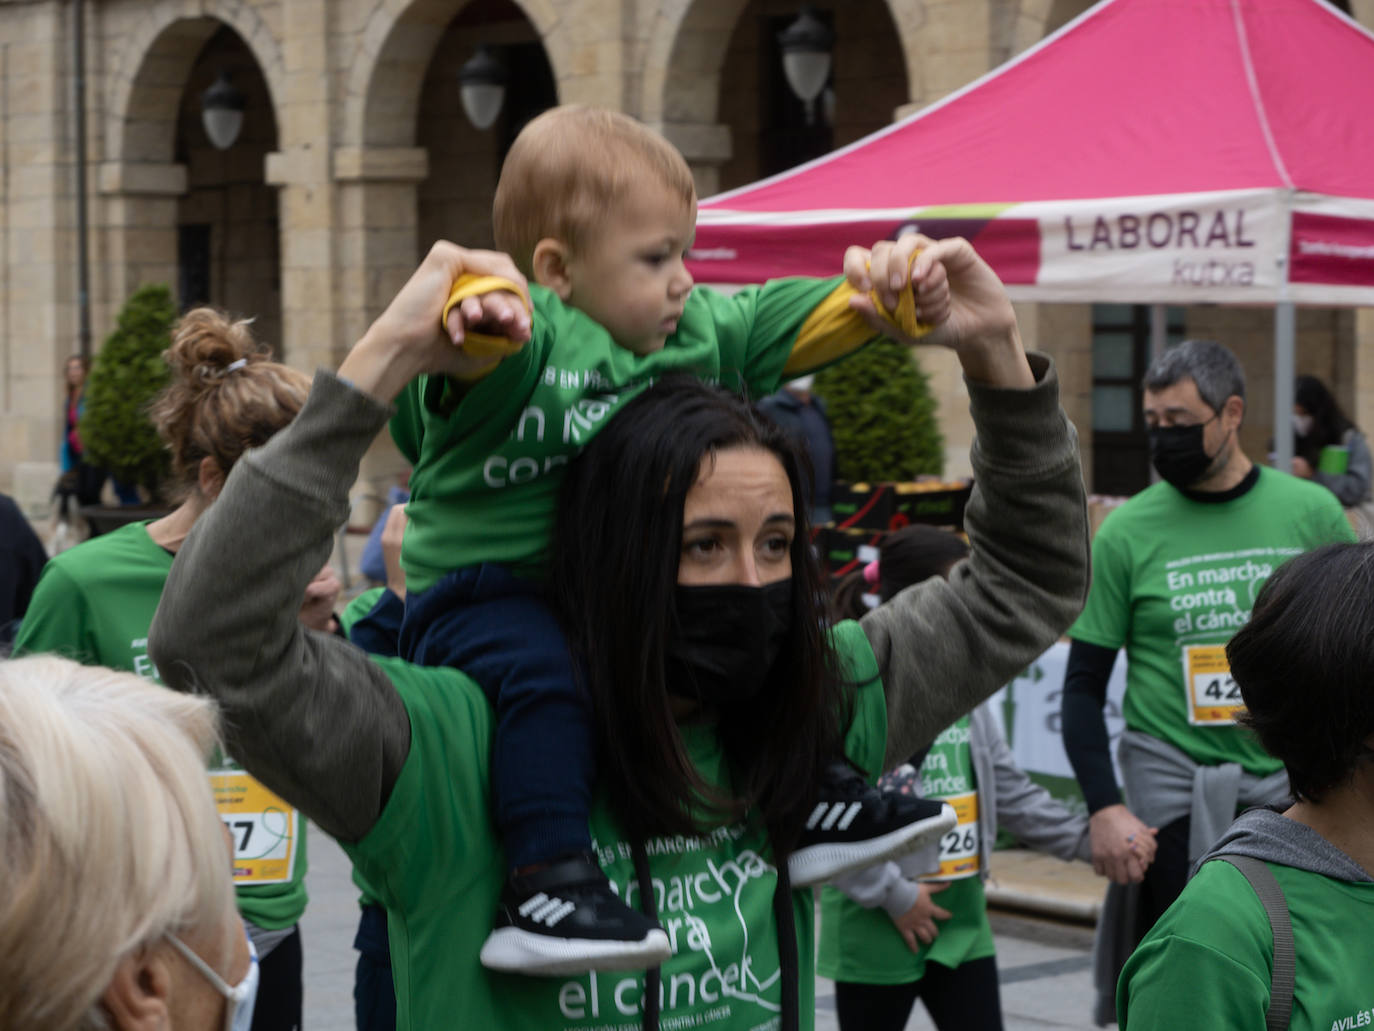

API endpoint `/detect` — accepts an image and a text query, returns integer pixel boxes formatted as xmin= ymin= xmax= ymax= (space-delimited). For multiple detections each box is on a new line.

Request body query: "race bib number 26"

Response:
xmin=210 ymin=768 xmax=298 ymax=885
xmin=926 ymin=791 xmax=981 ymax=881
xmin=1182 ymin=644 xmax=1244 ymax=726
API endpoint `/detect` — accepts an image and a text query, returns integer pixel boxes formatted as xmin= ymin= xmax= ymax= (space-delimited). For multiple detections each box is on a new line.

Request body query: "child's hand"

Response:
xmin=299 ymin=562 xmax=343 ymax=633
xmin=847 ymin=233 xmax=1032 ymax=389
xmin=891 ymin=881 xmax=952 ymax=951
xmin=442 ymin=276 xmax=532 ymax=357
xmin=845 ymin=231 xmax=949 ymax=336
xmin=341 ymin=242 xmax=532 ymax=403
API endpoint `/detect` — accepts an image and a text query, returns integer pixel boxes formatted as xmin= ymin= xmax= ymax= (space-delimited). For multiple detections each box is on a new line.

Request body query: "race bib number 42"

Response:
xmin=211 ymin=768 xmax=299 ymax=884
xmin=1182 ymin=644 xmax=1244 ymax=726
xmin=926 ymin=791 xmax=981 ymax=881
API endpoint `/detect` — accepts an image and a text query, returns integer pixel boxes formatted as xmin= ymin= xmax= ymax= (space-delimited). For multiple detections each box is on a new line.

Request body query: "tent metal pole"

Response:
xmin=1273 ymin=301 xmax=1295 ymax=473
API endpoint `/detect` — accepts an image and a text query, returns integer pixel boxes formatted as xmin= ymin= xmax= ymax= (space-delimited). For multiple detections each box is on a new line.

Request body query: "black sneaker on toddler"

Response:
xmin=479 ymin=851 xmax=672 ymax=976
xmin=787 ymin=759 xmax=956 ymax=888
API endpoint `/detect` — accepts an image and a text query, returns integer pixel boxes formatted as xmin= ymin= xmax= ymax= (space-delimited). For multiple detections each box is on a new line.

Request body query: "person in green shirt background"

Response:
xmin=1058 ymin=339 xmax=1356 ymax=1021
xmin=15 ymin=310 xmax=315 ymax=1031
xmin=1120 ymin=540 xmax=1374 ymax=1030
xmin=820 ymin=526 xmax=1093 ymax=1031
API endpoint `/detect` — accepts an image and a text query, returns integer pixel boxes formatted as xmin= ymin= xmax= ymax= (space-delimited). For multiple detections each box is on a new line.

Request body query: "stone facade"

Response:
xmin=2 ymin=0 xmax=1372 ymax=512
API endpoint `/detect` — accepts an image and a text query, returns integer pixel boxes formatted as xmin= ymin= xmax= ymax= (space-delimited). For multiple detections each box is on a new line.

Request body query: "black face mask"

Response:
xmin=1148 ymin=414 xmax=1221 ymax=489
xmin=665 ymin=579 xmax=794 ymax=708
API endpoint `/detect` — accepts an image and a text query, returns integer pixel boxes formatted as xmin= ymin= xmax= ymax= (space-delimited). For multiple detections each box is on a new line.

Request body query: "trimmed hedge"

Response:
xmin=814 ymin=338 xmax=944 ymax=483
xmin=79 ymin=284 xmax=176 ymax=497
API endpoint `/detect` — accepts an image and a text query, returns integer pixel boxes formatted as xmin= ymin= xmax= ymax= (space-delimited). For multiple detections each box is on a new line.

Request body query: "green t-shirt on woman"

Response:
xmin=392 ymin=277 xmax=869 ymax=591
xmin=346 ymin=620 xmax=887 ymax=1031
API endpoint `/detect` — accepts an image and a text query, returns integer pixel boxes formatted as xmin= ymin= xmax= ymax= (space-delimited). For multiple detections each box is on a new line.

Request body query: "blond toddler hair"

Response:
xmin=493 ymin=105 xmax=696 ymax=277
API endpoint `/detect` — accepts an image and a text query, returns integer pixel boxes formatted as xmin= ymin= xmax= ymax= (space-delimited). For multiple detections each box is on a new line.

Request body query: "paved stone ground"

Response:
xmin=300 ymin=831 xmax=1103 ymax=1030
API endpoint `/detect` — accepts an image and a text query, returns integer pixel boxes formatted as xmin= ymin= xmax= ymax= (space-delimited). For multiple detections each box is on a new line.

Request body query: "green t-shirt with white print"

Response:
xmin=392 ymin=277 xmax=868 ymax=592
xmin=346 ymin=619 xmax=886 ymax=1031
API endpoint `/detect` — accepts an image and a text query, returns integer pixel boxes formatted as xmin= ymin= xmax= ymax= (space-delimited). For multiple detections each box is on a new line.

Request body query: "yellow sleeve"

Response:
xmin=781 ymin=275 xmax=933 ymax=378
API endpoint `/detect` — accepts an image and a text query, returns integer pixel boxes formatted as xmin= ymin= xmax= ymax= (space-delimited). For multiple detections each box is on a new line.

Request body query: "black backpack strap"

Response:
xmin=1211 ymin=855 xmax=1294 ymax=1031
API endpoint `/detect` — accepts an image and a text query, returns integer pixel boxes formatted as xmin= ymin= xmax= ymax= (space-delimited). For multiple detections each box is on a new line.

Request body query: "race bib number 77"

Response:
xmin=210 ymin=768 xmax=299 ymax=884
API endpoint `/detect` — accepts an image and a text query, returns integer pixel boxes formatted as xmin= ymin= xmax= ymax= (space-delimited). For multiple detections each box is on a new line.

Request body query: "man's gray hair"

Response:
xmin=1144 ymin=339 xmax=1246 ymax=413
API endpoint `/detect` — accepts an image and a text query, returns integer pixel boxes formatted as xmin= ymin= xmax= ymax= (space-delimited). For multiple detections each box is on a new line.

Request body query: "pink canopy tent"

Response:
xmin=689 ymin=0 xmax=1374 ymax=463
xmin=691 ymin=0 xmax=1374 ymax=306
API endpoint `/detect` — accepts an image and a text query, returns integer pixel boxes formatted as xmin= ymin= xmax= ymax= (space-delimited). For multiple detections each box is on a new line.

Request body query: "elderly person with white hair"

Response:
xmin=0 ymin=655 xmax=257 ymax=1031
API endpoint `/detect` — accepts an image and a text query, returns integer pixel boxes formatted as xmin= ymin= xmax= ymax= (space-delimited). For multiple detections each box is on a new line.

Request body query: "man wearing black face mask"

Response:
xmin=1058 ymin=339 xmax=1355 ymax=1022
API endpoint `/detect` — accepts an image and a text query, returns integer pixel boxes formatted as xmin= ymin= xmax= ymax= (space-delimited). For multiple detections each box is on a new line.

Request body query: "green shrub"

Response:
xmin=814 ymin=338 xmax=944 ymax=482
xmin=79 ymin=284 xmax=176 ymax=498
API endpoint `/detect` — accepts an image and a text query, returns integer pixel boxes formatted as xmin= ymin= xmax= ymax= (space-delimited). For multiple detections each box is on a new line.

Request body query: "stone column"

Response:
xmin=1 ymin=0 xmax=70 ymax=502
xmin=268 ymin=0 xmax=338 ymax=373
xmin=96 ymin=161 xmax=186 ymax=314
xmin=333 ymin=145 xmax=430 ymax=521
xmin=653 ymin=121 xmax=731 ymax=201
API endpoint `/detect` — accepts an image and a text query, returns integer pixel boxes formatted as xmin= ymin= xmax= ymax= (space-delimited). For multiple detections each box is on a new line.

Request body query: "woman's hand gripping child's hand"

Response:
xmin=341 ymin=242 xmax=532 ymax=404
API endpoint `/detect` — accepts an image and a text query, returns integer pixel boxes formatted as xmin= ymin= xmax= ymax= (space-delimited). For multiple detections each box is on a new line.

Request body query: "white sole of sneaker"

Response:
xmin=787 ymin=802 xmax=958 ymax=888
xmin=479 ymin=926 xmax=673 ymax=976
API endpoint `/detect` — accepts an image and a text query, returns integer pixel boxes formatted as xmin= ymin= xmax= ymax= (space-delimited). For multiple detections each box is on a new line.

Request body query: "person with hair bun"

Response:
xmin=0 ymin=654 xmax=258 ymax=1031
xmin=14 ymin=308 xmax=316 ymax=1031
xmin=1120 ymin=541 xmax=1374 ymax=1029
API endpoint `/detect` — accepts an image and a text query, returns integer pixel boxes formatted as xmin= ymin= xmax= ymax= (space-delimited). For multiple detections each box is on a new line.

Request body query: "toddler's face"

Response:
xmin=564 ymin=180 xmax=696 ymax=355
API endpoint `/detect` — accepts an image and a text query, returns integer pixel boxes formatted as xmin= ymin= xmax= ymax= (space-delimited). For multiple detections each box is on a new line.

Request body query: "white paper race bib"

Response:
xmin=1182 ymin=644 xmax=1245 ymax=726
xmin=210 ymin=768 xmax=299 ymax=885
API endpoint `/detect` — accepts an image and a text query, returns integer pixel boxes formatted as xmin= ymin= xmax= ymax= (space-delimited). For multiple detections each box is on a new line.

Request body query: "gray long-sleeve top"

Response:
xmin=149 ymin=353 xmax=1088 ymax=845
xmin=1311 ymin=427 xmax=1373 ymax=507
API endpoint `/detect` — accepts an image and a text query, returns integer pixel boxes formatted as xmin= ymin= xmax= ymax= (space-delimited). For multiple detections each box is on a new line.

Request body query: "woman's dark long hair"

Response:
xmin=1295 ymin=374 xmax=1356 ymax=462
xmin=549 ymin=376 xmax=849 ymax=858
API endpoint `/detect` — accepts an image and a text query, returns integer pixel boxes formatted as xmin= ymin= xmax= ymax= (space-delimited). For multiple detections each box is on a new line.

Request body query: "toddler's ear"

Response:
xmin=531 ymin=238 xmax=573 ymax=299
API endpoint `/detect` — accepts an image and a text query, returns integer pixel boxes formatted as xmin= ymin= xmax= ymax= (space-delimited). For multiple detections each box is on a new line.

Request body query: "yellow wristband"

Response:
xmin=440 ymin=274 xmax=532 ymax=359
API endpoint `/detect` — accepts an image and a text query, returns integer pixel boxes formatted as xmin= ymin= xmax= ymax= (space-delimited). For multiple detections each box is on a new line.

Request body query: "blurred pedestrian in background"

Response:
xmin=0 ymin=492 xmax=46 ymax=654
xmin=1290 ymin=374 xmax=1373 ymax=535
xmin=759 ymin=373 xmax=836 ymax=524
xmin=53 ymin=355 xmax=103 ymax=523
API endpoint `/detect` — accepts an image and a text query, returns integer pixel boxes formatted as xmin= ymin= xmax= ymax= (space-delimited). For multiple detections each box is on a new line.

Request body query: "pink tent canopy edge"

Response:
xmin=689 ymin=0 xmax=1374 ymax=305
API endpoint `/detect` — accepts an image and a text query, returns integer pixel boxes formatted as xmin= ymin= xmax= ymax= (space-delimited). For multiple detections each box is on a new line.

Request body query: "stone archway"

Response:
xmin=332 ymin=0 xmax=560 ymax=352
xmin=640 ymin=0 xmax=910 ymax=197
xmin=106 ymin=1 xmax=284 ymax=167
xmin=99 ymin=10 xmax=284 ymax=357
xmin=342 ymin=0 xmax=562 ymax=152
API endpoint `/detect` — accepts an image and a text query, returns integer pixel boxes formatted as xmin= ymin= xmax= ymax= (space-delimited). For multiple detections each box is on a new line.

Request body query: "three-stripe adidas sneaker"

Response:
xmin=788 ymin=759 xmax=957 ymax=887
xmin=479 ymin=852 xmax=671 ymax=976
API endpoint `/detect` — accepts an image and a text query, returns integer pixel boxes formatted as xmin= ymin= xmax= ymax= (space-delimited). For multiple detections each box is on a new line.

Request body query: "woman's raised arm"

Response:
xmin=150 ymin=370 xmax=411 ymax=842
xmin=861 ymin=240 xmax=1089 ymax=768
